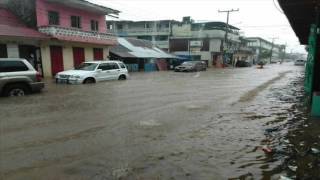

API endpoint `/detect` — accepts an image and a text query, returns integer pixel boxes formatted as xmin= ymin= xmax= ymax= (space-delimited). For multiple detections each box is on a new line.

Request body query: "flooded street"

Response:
xmin=0 ymin=63 xmax=319 ymax=179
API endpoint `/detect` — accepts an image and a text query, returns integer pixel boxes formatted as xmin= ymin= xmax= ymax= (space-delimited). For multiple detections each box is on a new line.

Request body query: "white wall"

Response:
xmin=7 ymin=44 xmax=19 ymax=58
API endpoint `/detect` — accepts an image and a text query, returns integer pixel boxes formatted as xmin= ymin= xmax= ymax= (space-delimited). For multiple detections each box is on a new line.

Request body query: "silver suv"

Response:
xmin=0 ymin=58 xmax=45 ymax=97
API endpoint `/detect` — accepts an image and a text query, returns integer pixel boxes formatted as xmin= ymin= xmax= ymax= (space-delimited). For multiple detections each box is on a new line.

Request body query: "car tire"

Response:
xmin=4 ymin=83 xmax=29 ymax=97
xmin=83 ymin=78 xmax=95 ymax=84
xmin=118 ymin=75 xmax=126 ymax=80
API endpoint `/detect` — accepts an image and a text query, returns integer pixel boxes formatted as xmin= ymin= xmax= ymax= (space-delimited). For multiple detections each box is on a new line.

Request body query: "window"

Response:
xmin=48 ymin=11 xmax=59 ymax=25
xmin=145 ymin=23 xmax=150 ymax=28
xmin=120 ymin=63 xmax=126 ymax=69
xmin=0 ymin=61 xmax=29 ymax=72
xmin=155 ymin=35 xmax=168 ymax=41
xmin=0 ymin=44 xmax=7 ymax=58
xmin=91 ymin=20 xmax=99 ymax=31
xmin=110 ymin=63 xmax=120 ymax=69
xmin=71 ymin=16 xmax=81 ymax=28
xmin=117 ymin=24 xmax=123 ymax=30
xmin=107 ymin=24 xmax=113 ymax=30
xmin=98 ymin=63 xmax=112 ymax=71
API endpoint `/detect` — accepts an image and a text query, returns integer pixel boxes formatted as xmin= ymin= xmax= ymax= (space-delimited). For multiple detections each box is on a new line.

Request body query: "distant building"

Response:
xmin=170 ymin=17 xmax=241 ymax=67
xmin=232 ymin=37 xmax=254 ymax=66
xmin=110 ymin=38 xmax=176 ymax=72
xmin=108 ymin=20 xmax=177 ymax=52
xmin=108 ymin=17 xmax=241 ymax=67
xmin=245 ymin=37 xmax=284 ymax=63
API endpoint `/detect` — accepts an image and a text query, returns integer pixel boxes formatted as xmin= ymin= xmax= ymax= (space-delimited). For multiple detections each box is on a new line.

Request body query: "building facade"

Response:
xmin=1 ymin=0 xmax=119 ymax=77
xmin=108 ymin=20 xmax=175 ymax=51
xmin=246 ymin=37 xmax=284 ymax=63
xmin=0 ymin=6 xmax=49 ymax=76
xmin=170 ymin=18 xmax=241 ymax=67
xmin=109 ymin=17 xmax=241 ymax=67
xmin=36 ymin=0 xmax=119 ymax=77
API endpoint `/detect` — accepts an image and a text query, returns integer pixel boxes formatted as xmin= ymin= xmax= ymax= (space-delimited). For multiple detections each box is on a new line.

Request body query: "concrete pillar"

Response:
xmin=7 ymin=44 xmax=19 ymax=58
xmin=40 ymin=45 xmax=52 ymax=77
xmin=62 ymin=45 xmax=74 ymax=70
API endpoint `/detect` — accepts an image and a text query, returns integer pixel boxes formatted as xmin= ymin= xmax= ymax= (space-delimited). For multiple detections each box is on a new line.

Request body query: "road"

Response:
xmin=1 ymin=63 xmax=318 ymax=179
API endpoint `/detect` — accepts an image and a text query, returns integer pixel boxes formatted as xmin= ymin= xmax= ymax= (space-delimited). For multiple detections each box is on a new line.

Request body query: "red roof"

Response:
xmin=0 ymin=8 xmax=48 ymax=39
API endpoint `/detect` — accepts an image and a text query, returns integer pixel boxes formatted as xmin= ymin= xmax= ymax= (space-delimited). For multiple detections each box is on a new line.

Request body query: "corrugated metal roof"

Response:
xmin=110 ymin=38 xmax=176 ymax=59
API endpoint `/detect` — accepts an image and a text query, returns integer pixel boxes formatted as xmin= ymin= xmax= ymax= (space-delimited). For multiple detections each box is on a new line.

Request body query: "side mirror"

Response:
xmin=96 ymin=69 xmax=102 ymax=73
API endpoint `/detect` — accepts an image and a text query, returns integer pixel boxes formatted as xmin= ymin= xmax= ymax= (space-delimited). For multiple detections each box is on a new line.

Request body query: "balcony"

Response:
xmin=110 ymin=28 xmax=170 ymax=36
xmin=38 ymin=26 xmax=117 ymax=45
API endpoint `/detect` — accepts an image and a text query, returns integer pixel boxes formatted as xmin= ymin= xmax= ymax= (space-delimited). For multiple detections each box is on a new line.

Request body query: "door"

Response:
xmin=96 ymin=63 xmax=113 ymax=81
xmin=73 ymin=47 xmax=85 ymax=68
xmin=93 ymin=48 xmax=103 ymax=60
xmin=109 ymin=62 xmax=121 ymax=79
xmin=50 ymin=46 xmax=64 ymax=76
xmin=0 ymin=44 xmax=7 ymax=58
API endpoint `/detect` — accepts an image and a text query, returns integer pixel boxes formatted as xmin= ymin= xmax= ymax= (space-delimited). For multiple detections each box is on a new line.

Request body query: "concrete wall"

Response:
xmin=172 ymin=24 xmax=192 ymax=37
xmin=6 ymin=44 xmax=19 ymax=58
xmin=40 ymin=41 xmax=111 ymax=77
xmin=36 ymin=0 xmax=107 ymax=33
xmin=209 ymin=39 xmax=221 ymax=52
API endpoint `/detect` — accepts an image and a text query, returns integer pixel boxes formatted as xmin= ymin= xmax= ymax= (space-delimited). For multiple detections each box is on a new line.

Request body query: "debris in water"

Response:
xmin=288 ymin=165 xmax=297 ymax=172
xmin=139 ymin=119 xmax=161 ymax=127
xmin=279 ymin=175 xmax=293 ymax=180
xmin=311 ymin=148 xmax=320 ymax=154
xmin=262 ymin=146 xmax=273 ymax=154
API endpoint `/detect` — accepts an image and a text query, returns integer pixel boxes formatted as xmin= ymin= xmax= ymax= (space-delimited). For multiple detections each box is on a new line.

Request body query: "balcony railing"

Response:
xmin=109 ymin=28 xmax=170 ymax=34
xmin=38 ymin=26 xmax=117 ymax=41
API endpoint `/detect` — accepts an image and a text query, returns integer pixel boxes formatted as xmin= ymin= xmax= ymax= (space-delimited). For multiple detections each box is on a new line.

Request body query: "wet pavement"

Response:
xmin=0 ymin=63 xmax=319 ymax=180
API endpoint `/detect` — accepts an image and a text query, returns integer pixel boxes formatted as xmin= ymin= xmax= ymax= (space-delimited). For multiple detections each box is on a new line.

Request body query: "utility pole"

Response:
xmin=269 ymin=37 xmax=278 ymax=64
xmin=218 ymin=9 xmax=239 ymax=66
xmin=280 ymin=43 xmax=287 ymax=63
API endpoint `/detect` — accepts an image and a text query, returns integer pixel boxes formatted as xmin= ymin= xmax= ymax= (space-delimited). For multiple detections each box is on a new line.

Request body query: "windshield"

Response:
xmin=75 ymin=63 xmax=98 ymax=71
xmin=181 ymin=62 xmax=196 ymax=66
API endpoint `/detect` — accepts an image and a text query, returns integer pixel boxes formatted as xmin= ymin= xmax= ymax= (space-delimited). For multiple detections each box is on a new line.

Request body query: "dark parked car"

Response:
xmin=174 ymin=61 xmax=207 ymax=72
xmin=0 ymin=58 xmax=44 ymax=97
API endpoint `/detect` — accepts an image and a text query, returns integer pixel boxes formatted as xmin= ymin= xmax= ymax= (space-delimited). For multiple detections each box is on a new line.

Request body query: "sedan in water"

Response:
xmin=174 ymin=61 xmax=207 ymax=72
xmin=55 ymin=61 xmax=129 ymax=84
xmin=294 ymin=59 xmax=306 ymax=66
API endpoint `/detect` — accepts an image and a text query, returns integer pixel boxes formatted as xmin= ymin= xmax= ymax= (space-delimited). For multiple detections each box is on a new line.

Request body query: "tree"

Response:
xmin=6 ymin=0 xmax=36 ymax=28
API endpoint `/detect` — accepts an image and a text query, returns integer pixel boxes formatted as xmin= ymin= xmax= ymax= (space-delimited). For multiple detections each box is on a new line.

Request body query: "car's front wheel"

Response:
xmin=118 ymin=75 xmax=126 ymax=80
xmin=4 ymin=83 xmax=29 ymax=97
xmin=83 ymin=78 xmax=96 ymax=84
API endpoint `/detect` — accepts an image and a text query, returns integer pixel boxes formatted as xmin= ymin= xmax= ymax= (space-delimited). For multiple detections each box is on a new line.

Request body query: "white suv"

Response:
xmin=55 ymin=61 xmax=129 ymax=84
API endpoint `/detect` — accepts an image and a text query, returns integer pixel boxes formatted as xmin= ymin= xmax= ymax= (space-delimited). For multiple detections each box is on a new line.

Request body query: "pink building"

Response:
xmin=34 ymin=0 xmax=119 ymax=76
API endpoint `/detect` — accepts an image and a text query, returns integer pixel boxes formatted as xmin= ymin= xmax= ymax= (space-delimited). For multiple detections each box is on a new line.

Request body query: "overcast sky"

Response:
xmin=89 ymin=0 xmax=306 ymax=54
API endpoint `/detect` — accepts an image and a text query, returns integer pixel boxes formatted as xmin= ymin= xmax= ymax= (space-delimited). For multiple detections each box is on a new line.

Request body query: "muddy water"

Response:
xmin=0 ymin=63 xmax=318 ymax=179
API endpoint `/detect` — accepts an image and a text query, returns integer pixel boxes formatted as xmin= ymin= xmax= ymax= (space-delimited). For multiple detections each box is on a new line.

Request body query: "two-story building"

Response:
xmin=246 ymin=37 xmax=284 ymax=63
xmin=36 ymin=0 xmax=120 ymax=76
xmin=109 ymin=17 xmax=241 ymax=67
xmin=169 ymin=17 xmax=241 ymax=67
xmin=108 ymin=20 xmax=177 ymax=52
xmin=1 ymin=0 xmax=120 ymax=77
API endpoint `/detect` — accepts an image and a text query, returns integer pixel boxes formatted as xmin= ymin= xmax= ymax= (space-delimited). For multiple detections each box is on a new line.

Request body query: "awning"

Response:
xmin=278 ymin=0 xmax=319 ymax=44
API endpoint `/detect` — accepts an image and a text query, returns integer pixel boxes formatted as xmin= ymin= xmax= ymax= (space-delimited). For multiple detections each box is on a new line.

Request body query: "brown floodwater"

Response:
xmin=0 ymin=63 xmax=319 ymax=180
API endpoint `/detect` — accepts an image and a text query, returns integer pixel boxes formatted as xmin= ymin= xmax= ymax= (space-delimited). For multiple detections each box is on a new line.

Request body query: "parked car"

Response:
xmin=174 ymin=61 xmax=207 ymax=72
xmin=55 ymin=61 xmax=129 ymax=84
xmin=0 ymin=58 xmax=44 ymax=97
xmin=294 ymin=59 xmax=306 ymax=66
xmin=236 ymin=60 xmax=252 ymax=67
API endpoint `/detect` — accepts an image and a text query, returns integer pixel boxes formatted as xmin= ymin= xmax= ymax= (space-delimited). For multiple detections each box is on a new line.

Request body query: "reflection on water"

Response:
xmin=233 ymin=70 xmax=320 ymax=179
